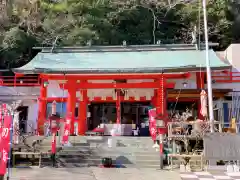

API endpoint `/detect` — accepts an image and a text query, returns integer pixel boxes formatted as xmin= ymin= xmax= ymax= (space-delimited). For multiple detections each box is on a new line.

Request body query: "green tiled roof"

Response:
xmin=14 ymin=49 xmax=230 ymax=74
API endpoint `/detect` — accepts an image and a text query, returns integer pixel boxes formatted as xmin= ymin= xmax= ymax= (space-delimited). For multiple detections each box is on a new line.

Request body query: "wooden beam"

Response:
xmin=42 ymin=95 xmax=221 ymax=103
xmin=168 ymin=93 xmax=225 ymax=98
xmin=60 ymin=82 xmax=175 ymax=89
xmin=40 ymin=73 xmax=190 ymax=80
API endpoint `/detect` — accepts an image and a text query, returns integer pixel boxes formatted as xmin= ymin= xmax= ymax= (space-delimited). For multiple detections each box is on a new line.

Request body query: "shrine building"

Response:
xmin=1 ymin=44 xmax=237 ymax=135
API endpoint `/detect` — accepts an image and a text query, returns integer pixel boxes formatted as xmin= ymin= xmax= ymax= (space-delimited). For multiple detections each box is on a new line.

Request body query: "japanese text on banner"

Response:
xmin=62 ymin=118 xmax=70 ymax=144
xmin=0 ymin=115 xmax=12 ymax=175
xmin=148 ymin=109 xmax=157 ymax=141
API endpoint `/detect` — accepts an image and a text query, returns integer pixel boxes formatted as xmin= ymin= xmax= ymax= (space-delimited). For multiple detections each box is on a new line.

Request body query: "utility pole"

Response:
xmin=202 ymin=0 xmax=214 ymax=133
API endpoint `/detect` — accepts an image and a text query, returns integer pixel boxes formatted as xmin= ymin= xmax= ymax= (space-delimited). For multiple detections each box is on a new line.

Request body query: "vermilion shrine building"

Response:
xmin=1 ymin=44 xmax=238 ymax=135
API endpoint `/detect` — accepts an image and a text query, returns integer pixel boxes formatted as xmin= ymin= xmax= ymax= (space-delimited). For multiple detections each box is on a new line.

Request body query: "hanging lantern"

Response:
xmin=43 ymin=81 xmax=49 ymax=87
xmin=182 ymin=81 xmax=188 ymax=88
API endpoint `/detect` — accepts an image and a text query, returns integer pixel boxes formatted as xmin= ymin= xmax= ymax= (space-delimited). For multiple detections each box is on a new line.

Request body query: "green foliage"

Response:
xmin=0 ymin=0 xmax=238 ymax=68
xmin=0 ymin=27 xmax=37 ymax=68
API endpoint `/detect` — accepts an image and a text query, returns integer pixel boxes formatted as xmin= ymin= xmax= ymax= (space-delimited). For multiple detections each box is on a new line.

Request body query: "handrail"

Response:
xmin=212 ymin=70 xmax=240 ymax=83
xmin=0 ymin=75 xmax=40 ymax=86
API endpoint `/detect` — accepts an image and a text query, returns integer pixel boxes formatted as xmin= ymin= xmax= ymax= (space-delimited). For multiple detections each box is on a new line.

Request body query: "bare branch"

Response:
xmin=164 ymin=0 xmax=198 ymax=17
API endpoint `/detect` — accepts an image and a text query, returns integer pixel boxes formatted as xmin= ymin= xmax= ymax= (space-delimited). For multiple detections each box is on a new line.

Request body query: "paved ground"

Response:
xmin=7 ymin=167 xmax=181 ymax=180
xmin=180 ymin=172 xmax=240 ymax=180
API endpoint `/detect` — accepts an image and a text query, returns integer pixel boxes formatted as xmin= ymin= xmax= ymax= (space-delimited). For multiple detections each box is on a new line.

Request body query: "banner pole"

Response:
xmin=6 ymin=110 xmax=13 ymax=180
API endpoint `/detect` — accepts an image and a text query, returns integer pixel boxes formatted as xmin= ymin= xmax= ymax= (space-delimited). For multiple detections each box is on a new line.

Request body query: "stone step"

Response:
xmin=57 ymin=154 xmax=161 ymax=162
xmin=61 ymin=144 xmax=158 ymax=150
xmin=57 ymin=157 xmax=162 ymax=166
xmin=33 ymin=136 xmax=163 ymax=168
xmin=51 ymin=161 xmax=162 ymax=168
xmin=59 ymin=149 xmax=159 ymax=155
xmin=58 ymin=150 xmax=159 ymax=155
xmin=60 ymin=150 xmax=159 ymax=156
xmin=43 ymin=136 xmax=154 ymax=144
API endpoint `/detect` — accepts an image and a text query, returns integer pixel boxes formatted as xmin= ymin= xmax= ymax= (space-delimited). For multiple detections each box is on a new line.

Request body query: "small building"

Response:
xmin=2 ymin=44 xmax=239 ymax=135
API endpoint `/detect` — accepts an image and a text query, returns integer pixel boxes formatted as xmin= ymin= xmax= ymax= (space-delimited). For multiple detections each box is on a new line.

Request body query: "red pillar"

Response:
xmin=66 ymin=80 xmax=77 ymax=135
xmin=152 ymin=79 xmax=158 ymax=107
xmin=155 ymin=76 xmax=167 ymax=164
xmin=196 ymin=72 xmax=205 ymax=119
xmin=116 ymin=90 xmax=121 ymax=124
xmin=38 ymin=81 xmax=47 ymax=135
xmin=78 ymin=88 xmax=87 ymax=135
xmin=155 ymin=78 xmax=167 ymax=117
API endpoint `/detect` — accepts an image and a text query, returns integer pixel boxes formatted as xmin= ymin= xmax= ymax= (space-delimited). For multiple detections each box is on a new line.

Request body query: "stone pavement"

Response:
xmin=7 ymin=167 xmax=181 ymax=180
xmin=180 ymin=171 xmax=240 ymax=180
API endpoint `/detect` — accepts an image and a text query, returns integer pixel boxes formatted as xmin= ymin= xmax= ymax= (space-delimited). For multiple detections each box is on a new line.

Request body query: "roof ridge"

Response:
xmin=34 ymin=43 xmax=218 ymax=53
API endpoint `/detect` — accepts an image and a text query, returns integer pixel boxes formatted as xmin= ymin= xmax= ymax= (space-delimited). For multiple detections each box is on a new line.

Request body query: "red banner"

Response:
xmin=0 ymin=105 xmax=2 ymax=147
xmin=51 ymin=133 xmax=56 ymax=154
xmin=0 ymin=115 xmax=12 ymax=175
xmin=148 ymin=109 xmax=157 ymax=141
xmin=0 ymin=105 xmax=2 ymax=131
xmin=62 ymin=118 xmax=70 ymax=144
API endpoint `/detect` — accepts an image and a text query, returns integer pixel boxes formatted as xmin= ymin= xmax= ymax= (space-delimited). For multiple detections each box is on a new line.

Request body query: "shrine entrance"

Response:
xmin=88 ymin=102 xmax=151 ymax=133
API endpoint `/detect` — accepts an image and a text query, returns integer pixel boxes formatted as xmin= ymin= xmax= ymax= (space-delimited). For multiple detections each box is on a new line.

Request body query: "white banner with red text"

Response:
xmin=148 ymin=108 xmax=157 ymax=141
xmin=62 ymin=118 xmax=70 ymax=144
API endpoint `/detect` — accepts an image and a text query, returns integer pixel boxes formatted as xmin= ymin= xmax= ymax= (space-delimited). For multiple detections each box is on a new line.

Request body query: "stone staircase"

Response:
xmin=42 ymin=136 xmax=162 ymax=168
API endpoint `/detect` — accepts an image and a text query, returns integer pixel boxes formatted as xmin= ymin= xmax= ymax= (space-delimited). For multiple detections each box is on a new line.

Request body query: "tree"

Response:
xmin=0 ymin=0 xmax=237 ymax=68
xmin=0 ymin=27 xmax=37 ymax=68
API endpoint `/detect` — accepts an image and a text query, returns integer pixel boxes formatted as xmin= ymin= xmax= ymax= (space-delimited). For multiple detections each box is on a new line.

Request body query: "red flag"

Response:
xmin=148 ymin=109 xmax=157 ymax=141
xmin=0 ymin=115 xmax=12 ymax=175
xmin=51 ymin=133 xmax=56 ymax=154
xmin=62 ymin=118 xmax=70 ymax=144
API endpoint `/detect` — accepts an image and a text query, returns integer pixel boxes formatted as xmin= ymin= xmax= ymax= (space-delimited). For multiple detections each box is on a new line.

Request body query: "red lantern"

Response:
xmin=49 ymin=115 xmax=60 ymax=133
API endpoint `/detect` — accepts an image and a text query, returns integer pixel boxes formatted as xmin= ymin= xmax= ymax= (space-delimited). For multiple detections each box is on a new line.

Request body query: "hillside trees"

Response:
xmin=0 ymin=0 xmax=237 ymax=68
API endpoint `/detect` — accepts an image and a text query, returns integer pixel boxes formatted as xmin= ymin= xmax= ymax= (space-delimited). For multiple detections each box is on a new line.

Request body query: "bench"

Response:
xmin=12 ymin=151 xmax=50 ymax=168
